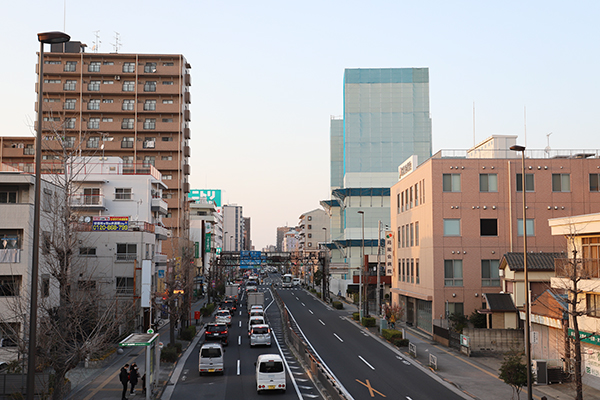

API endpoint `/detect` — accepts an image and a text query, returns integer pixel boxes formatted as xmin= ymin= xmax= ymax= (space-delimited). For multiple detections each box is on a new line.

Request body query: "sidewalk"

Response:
xmin=335 ymin=295 xmax=600 ymax=400
xmin=66 ymin=296 xmax=209 ymax=400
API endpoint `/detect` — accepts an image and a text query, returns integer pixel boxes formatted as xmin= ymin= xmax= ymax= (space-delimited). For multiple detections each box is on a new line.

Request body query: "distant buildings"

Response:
xmin=298 ymin=209 xmax=328 ymax=251
xmin=323 ymin=68 xmax=432 ymax=301
xmin=223 ymin=205 xmax=244 ymax=252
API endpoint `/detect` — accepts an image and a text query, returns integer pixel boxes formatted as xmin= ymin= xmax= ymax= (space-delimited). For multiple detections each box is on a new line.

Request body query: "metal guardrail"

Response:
xmin=272 ymin=289 xmax=349 ymax=400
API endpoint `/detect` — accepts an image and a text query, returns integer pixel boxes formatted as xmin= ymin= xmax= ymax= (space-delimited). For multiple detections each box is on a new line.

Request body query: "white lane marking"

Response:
xmin=296 ymin=297 xmax=300 ymax=300
xmin=239 ymin=321 xmax=242 ymax=328
xmin=333 ymin=333 xmax=344 ymax=342
xmin=239 ymin=310 xmax=242 ymax=316
xmin=319 ymin=319 xmax=325 ymax=326
xmin=237 ymin=359 xmax=240 ymax=375
xmin=238 ymin=336 xmax=241 ymax=346
xmin=358 ymin=355 xmax=375 ymax=370
xmin=309 ymin=310 xmax=314 ymax=314
xmin=270 ymin=310 xmax=303 ymax=399
xmin=301 ymin=302 xmax=305 ymax=306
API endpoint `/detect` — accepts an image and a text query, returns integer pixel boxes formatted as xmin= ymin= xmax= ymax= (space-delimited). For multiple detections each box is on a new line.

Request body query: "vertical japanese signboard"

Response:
xmin=385 ymin=231 xmax=394 ymax=276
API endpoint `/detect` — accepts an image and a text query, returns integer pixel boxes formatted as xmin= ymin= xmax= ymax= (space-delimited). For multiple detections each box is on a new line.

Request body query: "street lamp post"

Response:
xmin=511 ymin=144 xmax=532 ymax=400
xmin=358 ymin=211 xmax=365 ymax=319
xmin=224 ymin=231 xmax=228 ymax=251
xmin=30 ymin=31 xmax=70 ymax=400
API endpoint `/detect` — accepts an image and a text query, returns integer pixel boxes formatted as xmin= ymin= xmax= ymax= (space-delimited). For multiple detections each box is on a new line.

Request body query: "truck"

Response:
xmin=225 ymin=284 xmax=240 ymax=303
xmin=247 ymin=292 xmax=265 ymax=313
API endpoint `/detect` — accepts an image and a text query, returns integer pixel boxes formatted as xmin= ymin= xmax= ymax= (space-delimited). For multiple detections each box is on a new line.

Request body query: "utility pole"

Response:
xmin=377 ymin=220 xmax=382 ymax=316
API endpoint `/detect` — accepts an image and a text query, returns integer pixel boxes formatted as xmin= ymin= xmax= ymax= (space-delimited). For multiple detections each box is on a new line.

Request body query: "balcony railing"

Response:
xmin=69 ymin=194 xmax=104 ymax=207
xmin=8 ymin=162 xmax=162 ymax=182
xmin=555 ymin=258 xmax=600 ymax=279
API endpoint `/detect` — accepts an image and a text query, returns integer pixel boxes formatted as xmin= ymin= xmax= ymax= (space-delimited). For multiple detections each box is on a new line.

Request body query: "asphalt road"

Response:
xmin=165 ymin=280 xmax=323 ymax=400
xmin=277 ymin=286 xmax=467 ymax=400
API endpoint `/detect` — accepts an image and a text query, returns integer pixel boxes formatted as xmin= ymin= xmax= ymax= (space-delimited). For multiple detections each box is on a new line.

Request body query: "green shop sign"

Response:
xmin=568 ymin=329 xmax=600 ymax=346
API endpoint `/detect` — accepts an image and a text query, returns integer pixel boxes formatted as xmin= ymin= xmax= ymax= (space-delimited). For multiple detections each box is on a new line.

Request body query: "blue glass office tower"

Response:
xmin=324 ymin=68 xmax=432 ymax=301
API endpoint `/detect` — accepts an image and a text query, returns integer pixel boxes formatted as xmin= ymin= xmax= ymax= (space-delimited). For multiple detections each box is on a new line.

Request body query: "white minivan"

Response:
xmin=199 ymin=342 xmax=224 ymax=375
xmin=255 ymin=354 xmax=286 ymax=393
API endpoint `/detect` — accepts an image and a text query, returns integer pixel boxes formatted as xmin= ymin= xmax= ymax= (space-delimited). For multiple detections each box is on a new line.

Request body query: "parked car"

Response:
xmin=255 ymin=354 xmax=286 ymax=393
xmin=199 ymin=342 xmax=224 ymax=375
xmin=249 ymin=324 xmax=271 ymax=347
xmin=205 ymin=322 xmax=229 ymax=346
xmin=215 ymin=309 xmax=232 ymax=326
xmin=248 ymin=316 xmax=266 ymax=336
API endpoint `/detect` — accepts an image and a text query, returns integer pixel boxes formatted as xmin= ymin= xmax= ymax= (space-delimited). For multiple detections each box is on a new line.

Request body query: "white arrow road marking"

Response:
xmin=334 ymin=333 xmax=344 ymax=342
xmin=358 ymin=355 xmax=375 ymax=370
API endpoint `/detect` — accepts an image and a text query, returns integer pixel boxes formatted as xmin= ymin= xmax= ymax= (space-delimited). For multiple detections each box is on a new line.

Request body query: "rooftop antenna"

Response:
xmin=112 ymin=32 xmax=121 ymax=53
xmin=545 ymin=132 xmax=553 ymax=157
xmin=92 ymin=30 xmax=101 ymax=53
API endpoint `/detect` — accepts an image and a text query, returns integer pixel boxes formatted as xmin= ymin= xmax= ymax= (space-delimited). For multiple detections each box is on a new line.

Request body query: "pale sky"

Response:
xmin=2 ymin=1 xmax=600 ymax=249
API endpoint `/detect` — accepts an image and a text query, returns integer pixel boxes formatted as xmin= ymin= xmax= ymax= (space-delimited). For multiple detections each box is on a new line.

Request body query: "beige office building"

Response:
xmin=390 ymin=135 xmax=600 ymax=334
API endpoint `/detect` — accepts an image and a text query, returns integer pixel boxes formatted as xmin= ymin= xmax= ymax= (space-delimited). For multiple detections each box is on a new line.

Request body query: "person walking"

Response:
xmin=119 ymin=364 xmax=130 ymax=400
xmin=129 ymin=363 xmax=139 ymax=394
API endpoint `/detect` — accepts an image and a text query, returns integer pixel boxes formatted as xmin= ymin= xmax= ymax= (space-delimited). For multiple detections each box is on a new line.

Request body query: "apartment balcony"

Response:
xmin=183 ymin=164 xmax=190 ymax=175
xmin=69 ymin=194 xmax=105 ymax=209
xmin=184 ymin=74 xmax=191 ymax=86
xmin=184 ymin=91 xmax=191 ymax=104
xmin=184 ymin=109 xmax=191 ymax=121
xmin=151 ymin=197 xmax=169 ymax=215
xmin=155 ymin=252 xmax=167 ymax=267
xmin=183 ymin=182 xmax=190 ymax=193
xmin=184 ymin=146 xmax=191 ymax=157
xmin=154 ymin=225 xmax=170 ymax=240
xmin=184 ymin=127 xmax=191 ymax=139
xmin=555 ymin=258 xmax=600 ymax=279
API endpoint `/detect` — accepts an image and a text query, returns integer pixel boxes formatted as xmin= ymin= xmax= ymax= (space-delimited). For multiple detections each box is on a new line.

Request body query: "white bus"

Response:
xmin=281 ymin=274 xmax=293 ymax=288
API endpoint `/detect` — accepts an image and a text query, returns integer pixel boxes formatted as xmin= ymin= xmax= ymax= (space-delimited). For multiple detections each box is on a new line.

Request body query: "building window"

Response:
xmin=590 ymin=174 xmax=600 ymax=191
xmin=64 ymin=99 xmax=76 ymax=110
xmin=79 ymin=247 xmax=97 ymax=256
xmin=103 ymin=61 xmax=114 ymax=65
xmin=115 ymin=188 xmax=132 ymax=200
xmin=65 ymin=118 xmax=76 ymax=129
xmin=44 ymin=79 xmax=61 ymax=84
xmin=123 ymin=62 xmax=135 ymax=73
xmin=87 ymin=137 xmax=100 ymax=148
xmin=516 ymin=173 xmax=535 ymax=192
xmin=103 ymin=80 xmax=114 ymax=84
xmin=42 ymin=275 xmax=50 ymax=297
xmin=307 ymin=242 xmax=313 ymax=247
xmin=163 ymin=99 xmax=174 ymax=104
xmin=42 ymin=232 xmax=51 ymax=254
xmin=103 ymin=99 xmax=113 ymax=103
xmin=143 ymin=119 xmax=156 ymax=130
xmin=44 ymin=60 xmax=61 ymax=65
xmin=116 ymin=244 xmax=137 ymax=262
xmin=144 ymin=81 xmax=157 ymax=92
xmin=88 ymin=81 xmax=101 ymax=91
xmin=143 ymin=138 xmax=155 ymax=149
xmin=482 ymin=260 xmax=500 ymax=287
xmin=161 ymin=155 xmax=172 ymax=161
xmin=587 ymin=293 xmax=600 ymax=317
xmin=410 ymin=223 xmax=414 ymax=246
xmin=64 ymin=61 xmax=76 ymax=72
xmin=162 ymin=118 xmax=173 ymax=123
xmin=447 ymin=302 xmax=464 ymax=317
xmin=415 ymin=259 xmax=420 ymax=284
xmin=162 ymin=81 xmax=174 ymax=85
xmin=83 ymin=188 xmax=100 ymax=205
xmin=163 ymin=175 xmax=172 ymax=180
xmin=162 ymin=136 xmax=173 ymax=141
xmin=307 ymin=233 xmax=312 ymax=238
xmin=480 ymin=219 xmax=498 ymax=236
xmin=144 ymin=100 xmax=156 ymax=111
xmin=102 ymin=117 xmax=113 ymax=122
xmin=443 ymin=174 xmax=461 ymax=192
xmin=414 ymin=184 xmax=419 ymax=206
xmin=116 ymin=277 xmax=134 ymax=294
xmin=443 ymin=219 xmax=460 ymax=236
xmin=88 ymin=61 xmax=101 ymax=72
xmin=87 ymin=99 xmax=100 ymax=110
xmin=165 ymin=213 xmax=172 ymax=218
xmin=0 ymin=276 xmax=21 ymax=296
xmin=480 ymin=174 xmax=498 ymax=192
xmin=64 ymin=80 xmax=76 ymax=91
xmin=162 ymin=192 xmax=173 ymax=199
xmin=163 ymin=62 xmax=174 ymax=66
xmin=552 ymin=174 xmax=571 ymax=192
xmin=122 ymin=81 xmax=135 ymax=92
xmin=87 ymin=118 xmax=100 ymax=129
xmin=415 ymin=222 xmax=419 ymax=246
xmin=121 ymin=119 xmax=134 ymax=129
xmin=121 ymin=137 xmax=134 ymax=148
xmin=122 ymin=99 xmax=134 ymax=111
xmin=143 ymin=156 xmax=155 ymax=167
xmin=517 ymin=219 xmax=535 ymax=236
xmin=122 ymin=156 xmax=133 ymax=166
xmin=144 ymin=62 xmax=157 ymax=73
xmin=308 ymin=225 xmax=312 ymax=230
xmin=444 ymin=260 xmax=463 ymax=287
xmin=0 ymin=231 xmax=20 ymax=250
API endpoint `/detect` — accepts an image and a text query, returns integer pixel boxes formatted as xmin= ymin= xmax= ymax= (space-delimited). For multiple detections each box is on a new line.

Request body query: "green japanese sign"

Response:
xmin=205 ymin=233 xmax=211 ymax=253
xmin=188 ymin=189 xmax=221 ymax=207
xmin=568 ymin=329 xmax=600 ymax=346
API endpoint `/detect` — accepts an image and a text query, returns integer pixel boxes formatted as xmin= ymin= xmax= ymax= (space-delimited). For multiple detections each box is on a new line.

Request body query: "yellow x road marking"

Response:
xmin=356 ymin=379 xmax=386 ymax=397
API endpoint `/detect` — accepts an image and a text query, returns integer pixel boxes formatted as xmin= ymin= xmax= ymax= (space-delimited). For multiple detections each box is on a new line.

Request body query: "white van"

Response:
xmin=292 ymin=278 xmax=301 ymax=287
xmin=255 ymin=354 xmax=286 ymax=393
xmin=198 ymin=342 xmax=224 ymax=375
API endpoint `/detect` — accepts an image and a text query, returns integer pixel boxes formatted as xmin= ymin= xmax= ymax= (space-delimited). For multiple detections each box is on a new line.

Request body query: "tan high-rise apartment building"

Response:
xmin=0 ymin=41 xmax=191 ymax=239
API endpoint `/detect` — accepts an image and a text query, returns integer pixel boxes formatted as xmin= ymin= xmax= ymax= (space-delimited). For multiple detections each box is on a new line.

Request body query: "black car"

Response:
xmin=204 ymin=322 xmax=229 ymax=346
xmin=220 ymin=299 xmax=237 ymax=312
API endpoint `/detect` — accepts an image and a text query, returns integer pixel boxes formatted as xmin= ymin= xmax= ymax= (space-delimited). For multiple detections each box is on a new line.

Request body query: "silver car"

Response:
xmin=249 ymin=324 xmax=271 ymax=347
